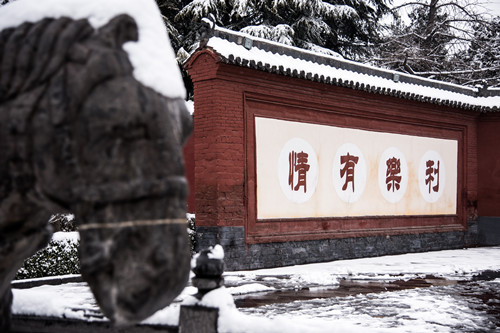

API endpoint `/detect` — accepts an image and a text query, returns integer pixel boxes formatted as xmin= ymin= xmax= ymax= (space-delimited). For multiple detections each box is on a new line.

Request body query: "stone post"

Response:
xmin=179 ymin=245 xmax=225 ymax=333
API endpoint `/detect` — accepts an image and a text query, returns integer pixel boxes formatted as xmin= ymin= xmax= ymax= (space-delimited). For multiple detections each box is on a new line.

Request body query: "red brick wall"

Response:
xmin=478 ymin=114 xmax=500 ymax=216
xmin=186 ymin=51 xmax=246 ymax=227
xmin=185 ymin=50 xmax=479 ymax=242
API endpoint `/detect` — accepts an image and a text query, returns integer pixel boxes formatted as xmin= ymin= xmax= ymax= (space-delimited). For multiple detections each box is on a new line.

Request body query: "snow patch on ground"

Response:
xmin=225 ymin=247 xmax=500 ymax=282
xmin=12 ymin=283 xmax=97 ymax=321
xmin=227 ymin=283 xmax=275 ymax=295
xmin=140 ymin=305 xmax=180 ymax=326
xmin=242 ymin=282 xmax=498 ymax=332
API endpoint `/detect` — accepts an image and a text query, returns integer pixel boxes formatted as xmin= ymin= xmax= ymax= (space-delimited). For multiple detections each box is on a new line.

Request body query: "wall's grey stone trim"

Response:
xmin=464 ymin=219 xmax=479 ymax=247
xmin=195 ymin=226 xmax=474 ymax=271
xmin=478 ymin=217 xmax=500 ymax=246
xmin=195 ymin=226 xmax=246 ymax=252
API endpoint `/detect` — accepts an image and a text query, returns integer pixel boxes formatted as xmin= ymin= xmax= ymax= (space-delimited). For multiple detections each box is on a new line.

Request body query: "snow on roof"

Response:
xmin=0 ymin=0 xmax=185 ymax=99
xmin=193 ymin=25 xmax=499 ymax=112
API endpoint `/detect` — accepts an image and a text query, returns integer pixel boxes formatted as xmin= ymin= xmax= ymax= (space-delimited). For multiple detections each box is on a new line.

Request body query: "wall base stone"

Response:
xmin=477 ymin=217 xmax=500 ymax=246
xmin=465 ymin=219 xmax=479 ymax=247
xmin=196 ymin=226 xmax=473 ymax=271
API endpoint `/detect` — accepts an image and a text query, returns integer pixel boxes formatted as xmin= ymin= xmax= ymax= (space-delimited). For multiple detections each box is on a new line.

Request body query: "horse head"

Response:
xmin=0 ymin=8 xmax=192 ymax=327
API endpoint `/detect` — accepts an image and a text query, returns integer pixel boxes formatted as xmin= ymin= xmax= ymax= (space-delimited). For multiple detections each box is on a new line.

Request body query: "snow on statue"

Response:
xmin=0 ymin=0 xmax=192 ymax=329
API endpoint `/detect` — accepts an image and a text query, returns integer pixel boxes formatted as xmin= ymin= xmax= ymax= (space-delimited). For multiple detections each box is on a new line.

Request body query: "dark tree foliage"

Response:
xmin=157 ymin=0 xmax=194 ymax=52
xmin=374 ymin=3 xmax=454 ymax=73
xmin=371 ymin=0 xmax=497 ymax=87
xmin=155 ymin=0 xmax=390 ymax=97
xmin=3 ymin=0 xmax=496 ymax=87
xmin=455 ymin=16 xmax=500 ymax=87
xmin=160 ymin=0 xmax=391 ymax=61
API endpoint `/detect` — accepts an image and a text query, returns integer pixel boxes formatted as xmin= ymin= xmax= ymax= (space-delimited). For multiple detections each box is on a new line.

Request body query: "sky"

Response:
xmin=485 ymin=0 xmax=500 ymax=17
xmin=395 ymin=0 xmax=500 ymax=17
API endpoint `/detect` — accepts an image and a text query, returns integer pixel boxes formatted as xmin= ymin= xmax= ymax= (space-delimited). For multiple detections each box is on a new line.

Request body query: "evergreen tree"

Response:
xmin=455 ymin=16 xmax=500 ymax=87
xmin=156 ymin=0 xmax=191 ymax=54
xmin=371 ymin=0 xmax=492 ymax=86
xmin=172 ymin=0 xmax=391 ymax=60
xmin=374 ymin=2 xmax=454 ymax=74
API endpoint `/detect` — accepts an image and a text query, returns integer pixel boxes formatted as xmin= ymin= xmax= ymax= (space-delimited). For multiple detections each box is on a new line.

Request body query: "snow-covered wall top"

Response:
xmin=196 ymin=26 xmax=499 ymax=112
xmin=0 ymin=0 xmax=185 ymax=99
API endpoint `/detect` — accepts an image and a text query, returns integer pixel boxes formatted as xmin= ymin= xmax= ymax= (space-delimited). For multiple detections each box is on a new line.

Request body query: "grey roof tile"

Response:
xmin=189 ymin=26 xmax=500 ymax=112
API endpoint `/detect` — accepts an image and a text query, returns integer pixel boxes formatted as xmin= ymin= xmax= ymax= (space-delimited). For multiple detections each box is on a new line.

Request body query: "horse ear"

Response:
xmin=96 ymin=14 xmax=138 ymax=48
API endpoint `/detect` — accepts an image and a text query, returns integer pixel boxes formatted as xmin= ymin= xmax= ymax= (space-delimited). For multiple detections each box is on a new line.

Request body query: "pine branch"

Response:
xmin=464 ymin=76 xmax=500 ymax=87
xmin=391 ymin=2 xmax=430 ymax=11
xmin=414 ymin=66 xmax=500 ymax=76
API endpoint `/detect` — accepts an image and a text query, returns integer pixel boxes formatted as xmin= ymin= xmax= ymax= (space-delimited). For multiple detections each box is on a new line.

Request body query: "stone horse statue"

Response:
xmin=0 ymin=9 xmax=192 ymax=330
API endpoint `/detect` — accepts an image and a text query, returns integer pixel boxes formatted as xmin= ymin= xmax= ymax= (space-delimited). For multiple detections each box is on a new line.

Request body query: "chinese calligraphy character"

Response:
xmin=425 ymin=160 xmax=440 ymax=193
xmin=386 ymin=157 xmax=402 ymax=192
xmin=288 ymin=150 xmax=310 ymax=193
xmin=340 ymin=153 xmax=359 ymax=191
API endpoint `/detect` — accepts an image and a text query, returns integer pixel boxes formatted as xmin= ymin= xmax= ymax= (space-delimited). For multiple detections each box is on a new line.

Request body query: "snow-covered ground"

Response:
xmin=12 ymin=246 xmax=500 ymax=332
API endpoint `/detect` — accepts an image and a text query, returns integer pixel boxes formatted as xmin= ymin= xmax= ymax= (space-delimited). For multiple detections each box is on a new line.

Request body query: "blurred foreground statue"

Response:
xmin=0 ymin=0 xmax=192 ymax=329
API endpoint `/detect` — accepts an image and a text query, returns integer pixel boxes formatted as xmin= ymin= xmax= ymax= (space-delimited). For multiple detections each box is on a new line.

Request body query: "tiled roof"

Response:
xmin=191 ymin=25 xmax=500 ymax=112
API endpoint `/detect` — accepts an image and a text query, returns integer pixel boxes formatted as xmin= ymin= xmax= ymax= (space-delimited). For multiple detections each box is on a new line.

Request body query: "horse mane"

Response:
xmin=0 ymin=14 xmax=138 ymax=206
xmin=0 ymin=17 xmax=94 ymax=102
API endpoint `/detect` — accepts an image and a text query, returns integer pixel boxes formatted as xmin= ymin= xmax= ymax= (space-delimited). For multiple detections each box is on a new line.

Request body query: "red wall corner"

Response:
xmin=478 ymin=114 xmax=500 ymax=216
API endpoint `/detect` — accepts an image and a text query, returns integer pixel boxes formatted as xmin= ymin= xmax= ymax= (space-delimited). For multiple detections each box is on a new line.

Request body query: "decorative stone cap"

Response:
xmin=191 ymin=245 xmax=225 ymax=299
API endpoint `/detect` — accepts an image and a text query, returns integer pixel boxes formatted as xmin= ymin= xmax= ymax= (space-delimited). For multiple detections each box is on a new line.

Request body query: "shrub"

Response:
xmin=15 ymin=232 xmax=80 ymax=280
xmin=16 ymin=214 xmax=197 ymax=279
xmin=187 ymin=213 xmax=197 ymax=255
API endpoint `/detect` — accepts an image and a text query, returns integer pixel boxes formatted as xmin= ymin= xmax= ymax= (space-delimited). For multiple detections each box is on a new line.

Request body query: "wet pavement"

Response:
xmin=233 ymin=273 xmax=500 ymax=332
xmin=233 ymin=275 xmax=458 ymax=308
